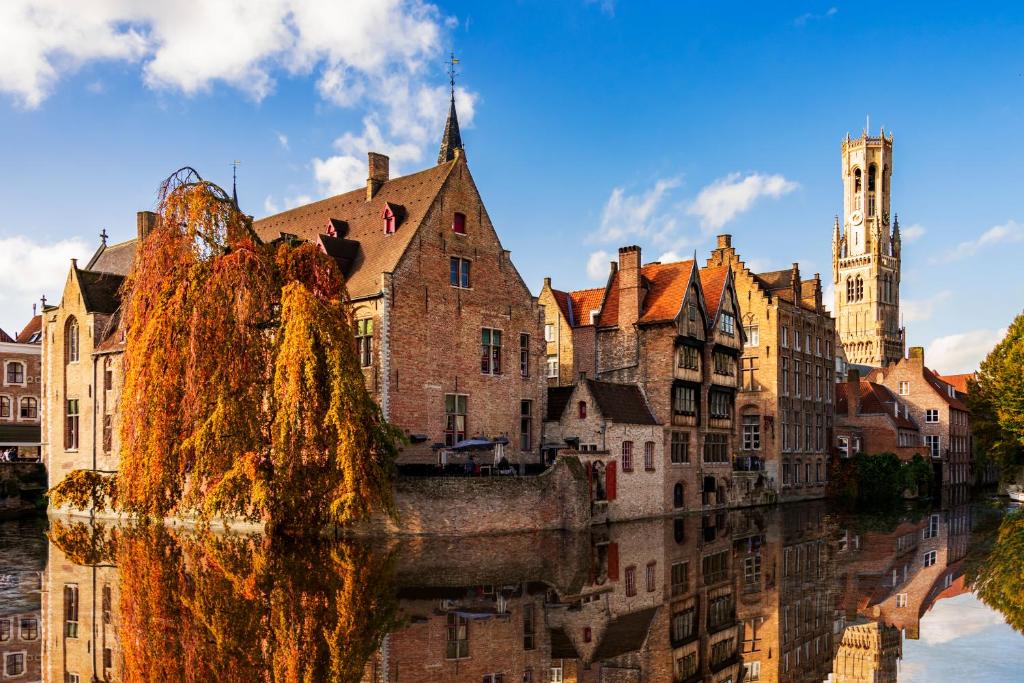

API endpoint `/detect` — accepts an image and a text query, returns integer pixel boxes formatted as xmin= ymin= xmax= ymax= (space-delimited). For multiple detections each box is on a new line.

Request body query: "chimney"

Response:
xmin=618 ymin=245 xmax=642 ymax=328
xmin=908 ymin=346 xmax=924 ymax=366
xmin=717 ymin=234 xmax=732 ymax=249
xmin=137 ymin=211 xmax=158 ymax=241
xmin=543 ymin=277 xmax=552 ymax=290
xmin=367 ymin=152 xmax=389 ymax=200
xmin=791 ymin=262 xmax=801 ymax=302
xmin=847 ymin=368 xmax=860 ymax=415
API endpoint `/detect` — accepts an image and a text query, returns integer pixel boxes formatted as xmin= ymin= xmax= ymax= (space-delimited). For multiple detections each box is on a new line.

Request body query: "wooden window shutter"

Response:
xmin=606 ymin=461 xmax=617 ymax=500
xmin=608 ymin=542 xmax=620 ymax=581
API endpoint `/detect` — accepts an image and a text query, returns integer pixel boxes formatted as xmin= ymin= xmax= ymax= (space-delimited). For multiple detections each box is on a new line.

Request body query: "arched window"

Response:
xmin=0 ymin=396 xmax=10 ymax=418
xmin=578 ymin=401 xmax=587 ymax=419
xmin=854 ymin=168 xmax=862 ymax=192
xmin=846 ymin=276 xmax=853 ymax=302
xmin=674 ymin=482 xmax=684 ymax=509
xmin=855 ymin=276 xmax=864 ymax=301
xmin=65 ymin=316 xmax=79 ymax=363
xmin=868 ymin=164 xmax=877 ymax=192
xmin=19 ymin=397 xmax=37 ymax=419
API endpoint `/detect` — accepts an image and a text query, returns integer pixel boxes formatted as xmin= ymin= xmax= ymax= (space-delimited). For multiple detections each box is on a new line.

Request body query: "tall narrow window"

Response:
xmin=624 ymin=566 xmax=637 ymax=596
xmin=355 ymin=319 xmax=373 ymax=367
xmin=674 ymin=482 xmax=684 ymax=508
xmin=742 ymin=414 xmax=760 ymax=450
xmin=854 ymin=168 xmax=862 ymax=193
xmin=868 ymin=164 xmax=877 ymax=192
xmin=102 ymin=414 xmax=112 ymax=453
xmin=445 ymin=612 xmax=469 ymax=659
xmin=646 ymin=562 xmax=657 ymax=592
xmin=671 ymin=431 xmax=690 ymax=463
xmin=519 ymin=333 xmax=530 ymax=377
xmin=578 ymin=401 xmax=587 ymax=419
xmin=481 ymin=328 xmax=502 ymax=375
xmin=0 ymin=396 xmax=8 ymax=418
xmin=747 ymin=326 xmax=759 ymax=347
xmin=673 ymin=385 xmax=697 ymax=419
xmin=452 ymin=212 xmax=466 ymax=234
xmin=450 ymin=257 xmax=471 ymax=288
xmin=621 ymin=441 xmax=634 ymax=472
xmin=383 ymin=205 xmax=396 ymax=234
xmin=65 ymin=399 xmax=80 ymax=451
xmin=678 ymin=345 xmax=699 ymax=370
xmin=65 ymin=316 xmax=79 ymax=363
xmin=444 ymin=394 xmax=467 ymax=447
xmin=520 ymin=400 xmax=533 ymax=451
xmin=644 ymin=441 xmax=655 ymax=471
xmin=523 ymin=604 xmax=535 ymax=650
xmin=546 ymin=356 xmax=558 ymax=378
xmin=64 ymin=584 xmax=79 ymax=638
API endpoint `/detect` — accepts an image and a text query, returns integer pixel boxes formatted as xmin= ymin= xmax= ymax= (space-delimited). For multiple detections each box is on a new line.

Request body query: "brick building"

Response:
xmin=834 ymin=369 xmax=923 ymax=460
xmin=864 ymin=347 xmax=972 ymax=490
xmin=0 ymin=314 xmax=42 ymax=460
xmin=706 ymin=234 xmax=836 ymax=503
xmin=41 ymin=225 xmax=137 ymax=490
xmin=543 ymin=377 xmax=666 ymax=521
xmin=537 ymin=279 xmax=602 ymax=385
xmin=254 ymin=99 xmax=547 ymax=466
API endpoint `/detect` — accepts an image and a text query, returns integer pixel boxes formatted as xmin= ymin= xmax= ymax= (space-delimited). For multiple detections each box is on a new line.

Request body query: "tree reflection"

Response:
xmin=47 ymin=522 xmax=399 ymax=683
xmin=967 ymin=508 xmax=1024 ymax=633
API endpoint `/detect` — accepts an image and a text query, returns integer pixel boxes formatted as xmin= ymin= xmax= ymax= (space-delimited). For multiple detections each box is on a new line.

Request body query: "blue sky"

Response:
xmin=0 ymin=1 xmax=1021 ymax=372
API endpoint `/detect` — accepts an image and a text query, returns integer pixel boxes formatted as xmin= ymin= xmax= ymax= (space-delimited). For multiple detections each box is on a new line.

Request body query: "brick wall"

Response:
xmin=0 ymin=342 xmax=41 ymax=458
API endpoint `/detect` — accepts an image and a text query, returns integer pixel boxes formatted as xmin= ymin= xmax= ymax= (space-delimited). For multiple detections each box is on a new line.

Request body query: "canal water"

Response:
xmin=0 ymin=500 xmax=1020 ymax=682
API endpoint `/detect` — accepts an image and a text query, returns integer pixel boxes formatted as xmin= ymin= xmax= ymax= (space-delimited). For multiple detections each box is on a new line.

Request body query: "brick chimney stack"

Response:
xmin=367 ymin=152 xmax=390 ymax=200
xmin=137 ymin=211 xmax=157 ymax=241
xmin=908 ymin=346 xmax=924 ymax=367
xmin=618 ymin=245 xmax=642 ymax=328
xmin=847 ymin=368 xmax=860 ymax=415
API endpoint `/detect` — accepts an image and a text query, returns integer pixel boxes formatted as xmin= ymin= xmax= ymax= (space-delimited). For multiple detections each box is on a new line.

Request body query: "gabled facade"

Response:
xmin=578 ymin=245 xmax=746 ymax=512
xmin=41 ymin=223 xmax=141 ymax=487
xmin=834 ymin=369 xmax=923 ymax=461
xmin=864 ymin=347 xmax=971 ymax=492
xmin=706 ymin=234 xmax=837 ymax=503
xmin=537 ymin=279 xmax=603 ymax=386
xmin=254 ymin=106 xmax=546 ymax=466
xmin=542 ymin=377 xmax=664 ymax=521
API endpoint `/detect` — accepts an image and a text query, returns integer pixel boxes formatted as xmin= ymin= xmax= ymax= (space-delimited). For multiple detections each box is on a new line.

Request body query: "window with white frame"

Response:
xmin=544 ymin=323 xmax=554 ymax=342
xmin=899 ymin=381 xmax=910 ymax=396
xmin=837 ymin=436 xmax=850 ymax=458
xmin=747 ymin=325 xmax=759 ymax=347
xmin=0 ymin=396 xmax=9 ymax=419
xmin=923 ymin=550 xmax=937 ymax=567
xmin=896 ymin=593 xmax=908 ymax=608
xmin=781 ymin=326 xmax=789 ymax=348
xmin=5 ymin=362 xmax=25 ymax=385
xmin=546 ymin=356 xmax=558 ymax=378
xmin=925 ymin=409 xmax=939 ymax=423
xmin=4 ymin=652 xmax=25 ymax=677
xmin=742 ymin=414 xmax=760 ymax=450
xmin=925 ymin=435 xmax=941 ymax=458
xmin=720 ymin=313 xmax=735 ymax=336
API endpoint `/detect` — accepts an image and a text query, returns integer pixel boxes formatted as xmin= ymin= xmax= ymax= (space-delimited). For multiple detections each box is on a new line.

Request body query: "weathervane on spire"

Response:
xmin=231 ymin=160 xmax=241 ymax=209
xmin=447 ymin=53 xmax=459 ymax=102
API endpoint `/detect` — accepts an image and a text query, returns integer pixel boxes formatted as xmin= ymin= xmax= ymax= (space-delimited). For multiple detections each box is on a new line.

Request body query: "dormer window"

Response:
xmin=452 ymin=212 xmax=466 ymax=235
xmin=382 ymin=205 xmax=397 ymax=235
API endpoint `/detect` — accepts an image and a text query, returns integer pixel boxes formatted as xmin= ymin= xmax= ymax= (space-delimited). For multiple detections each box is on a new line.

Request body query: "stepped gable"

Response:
xmin=254 ymin=161 xmax=457 ymax=299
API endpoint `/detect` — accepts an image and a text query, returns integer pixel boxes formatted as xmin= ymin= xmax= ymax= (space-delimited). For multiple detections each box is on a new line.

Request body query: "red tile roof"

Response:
xmin=598 ymin=260 xmax=696 ymax=327
xmin=569 ymin=287 xmax=605 ymax=326
xmin=937 ymin=372 xmax=973 ymax=394
xmin=699 ymin=265 xmax=730 ymax=322
xmin=923 ymin=368 xmax=968 ymax=410
xmin=254 ymin=161 xmax=458 ymax=299
xmin=15 ymin=316 xmax=41 ymax=344
xmin=836 ymin=380 xmax=919 ymax=430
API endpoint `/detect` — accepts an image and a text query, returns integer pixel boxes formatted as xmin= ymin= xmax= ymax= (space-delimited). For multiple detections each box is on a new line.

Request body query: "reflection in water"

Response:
xmin=26 ymin=499 xmax=1021 ymax=682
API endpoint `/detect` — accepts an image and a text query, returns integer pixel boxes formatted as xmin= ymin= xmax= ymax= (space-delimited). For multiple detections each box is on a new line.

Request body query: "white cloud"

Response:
xmin=0 ymin=235 xmax=89 ymax=335
xmin=263 ymin=195 xmax=280 ymax=215
xmin=937 ymin=220 xmax=1024 ymax=262
xmin=903 ymin=290 xmax=952 ymax=323
xmin=794 ymin=6 xmax=838 ymax=27
xmin=927 ymin=327 xmax=1008 ymax=374
xmin=285 ymin=194 xmax=312 ymax=210
xmin=919 ymin=594 xmax=1006 ymax=645
xmin=591 ymin=178 xmax=681 ymax=244
xmin=586 ymin=250 xmax=612 ymax=281
xmin=312 ymin=155 xmax=367 ymax=197
xmin=275 ymin=132 xmax=289 ymax=150
xmin=902 ymin=223 xmax=926 ymax=242
xmin=687 ymin=173 xmax=798 ymax=230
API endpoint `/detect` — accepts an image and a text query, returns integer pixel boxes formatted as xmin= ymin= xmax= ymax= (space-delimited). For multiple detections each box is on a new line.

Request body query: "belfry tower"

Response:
xmin=832 ymin=126 xmax=905 ymax=367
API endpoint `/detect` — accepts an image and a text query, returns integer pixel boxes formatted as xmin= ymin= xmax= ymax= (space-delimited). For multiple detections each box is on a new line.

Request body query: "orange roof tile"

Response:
xmin=923 ymin=367 xmax=968 ymax=410
xmin=598 ymin=260 xmax=695 ymax=327
xmin=15 ymin=315 xmax=41 ymax=344
xmin=254 ymin=160 xmax=457 ymax=299
xmin=937 ymin=372 xmax=973 ymax=394
xmin=699 ymin=265 xmax=730 ymax=322
xmin=568 ymin=287 xmax=605 ymax=326
xmin=836 ymin=380 xmax=918 ymax=430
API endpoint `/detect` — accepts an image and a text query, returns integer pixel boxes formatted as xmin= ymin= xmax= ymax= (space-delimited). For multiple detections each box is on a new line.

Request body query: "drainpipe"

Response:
xmin=91 ymin=353 xmax=98 ymax=523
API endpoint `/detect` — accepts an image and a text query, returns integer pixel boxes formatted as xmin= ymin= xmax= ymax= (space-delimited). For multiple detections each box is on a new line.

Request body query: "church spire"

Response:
xmin=437 ymin=53 xmax=465 ymax=164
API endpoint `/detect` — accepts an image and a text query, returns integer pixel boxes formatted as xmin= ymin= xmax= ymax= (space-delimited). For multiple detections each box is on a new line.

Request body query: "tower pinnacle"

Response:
xmin=437 ymin=53 xmax=465 ymax=164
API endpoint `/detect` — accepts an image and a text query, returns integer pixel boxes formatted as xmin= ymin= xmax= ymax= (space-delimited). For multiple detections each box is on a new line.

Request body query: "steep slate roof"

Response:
xmin=752 ymin=268 xmax=794 ymax=291
xmin=699 ymin=265 xmax=730 ymax=322
xmin=598 ymin=260 xmax=696 ymax=327
xmin=591 ymin=607 xmax=658 ymax=661
xmin=836 ymin=380 xmax=918 ymax=430
xmin=253 ymin=161 xmax=457 ymax=299
xmin=86 ymin=239 xmax=138 ymax=276
xmin=586 ymin=379 xmax=659 ymax=425
xmin=76 ymin=269 xmax=125 ymax=315
xmin=15 ymin=316 xmax=41 ymax=344
xmin=546 ymin=385 xmax=575 ymax=421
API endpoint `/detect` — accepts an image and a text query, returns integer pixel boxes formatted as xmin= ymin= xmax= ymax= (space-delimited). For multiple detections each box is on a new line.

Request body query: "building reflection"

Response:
xmin=38 ymin=491 xmax=993 ymax=682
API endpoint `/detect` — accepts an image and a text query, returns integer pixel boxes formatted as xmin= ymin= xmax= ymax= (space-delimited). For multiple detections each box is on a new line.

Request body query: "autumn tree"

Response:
xmin=52 ymin=167 xmax=402 ymax=530
xmin=968 ymin=311 xmax=1024 ymax=477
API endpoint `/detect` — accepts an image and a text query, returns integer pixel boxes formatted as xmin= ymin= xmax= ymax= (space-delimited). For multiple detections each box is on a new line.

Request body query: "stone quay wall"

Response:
xmin=351 ymin=456 xmax=590 ymax=536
